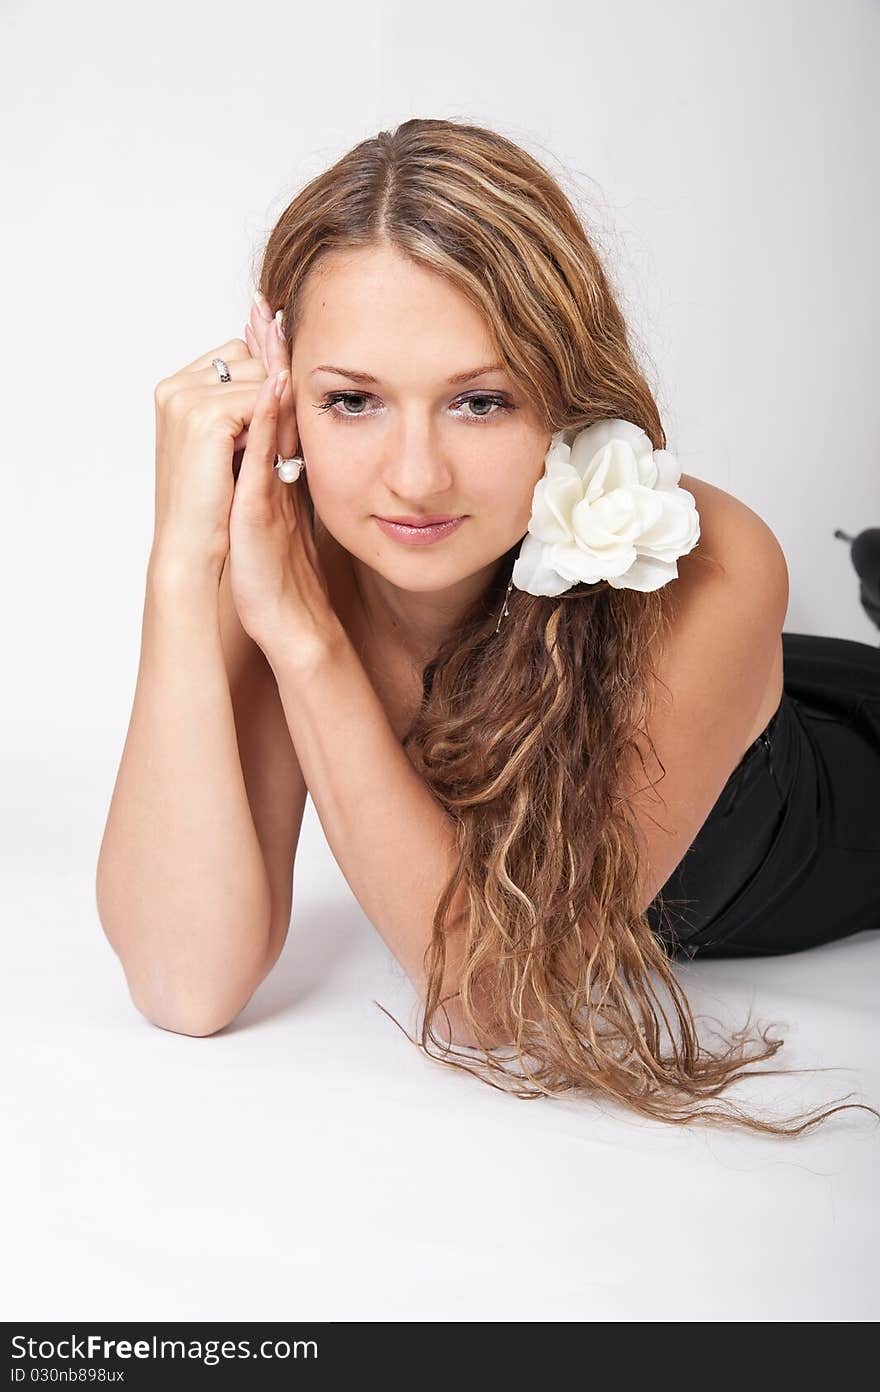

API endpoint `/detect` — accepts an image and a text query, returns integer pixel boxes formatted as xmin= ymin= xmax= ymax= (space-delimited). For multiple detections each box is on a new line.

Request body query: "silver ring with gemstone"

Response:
xmin=212 ymin=357 xmax=303 ymax=482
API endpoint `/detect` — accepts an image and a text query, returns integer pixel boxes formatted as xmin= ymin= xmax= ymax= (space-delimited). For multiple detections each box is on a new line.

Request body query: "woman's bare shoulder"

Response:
xmin=673 ymin=471 xmax=788 ymax=718
xmin=678 ymin=473 xmax=788 ymax=585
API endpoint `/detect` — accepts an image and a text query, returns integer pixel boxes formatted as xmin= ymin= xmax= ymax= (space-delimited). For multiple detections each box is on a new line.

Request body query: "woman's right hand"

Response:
xmin=151 ymin=337 xmax=270 ymax=577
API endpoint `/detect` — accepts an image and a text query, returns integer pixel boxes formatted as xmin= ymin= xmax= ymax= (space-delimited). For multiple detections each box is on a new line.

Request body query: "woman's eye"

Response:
xmin=462 ymin=395 xmax=503 ymax=419
xmin=314 ymin=391 xmax=515 ymax=423
xmin=325 ymin=392 xmax=372 ymax=417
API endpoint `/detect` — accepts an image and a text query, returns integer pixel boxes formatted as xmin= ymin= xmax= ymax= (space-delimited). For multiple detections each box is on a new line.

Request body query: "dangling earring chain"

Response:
xmin=495 ymin=576 xmax=515 ymax=634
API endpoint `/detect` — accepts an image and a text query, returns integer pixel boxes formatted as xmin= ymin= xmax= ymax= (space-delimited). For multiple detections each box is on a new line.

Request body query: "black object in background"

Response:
xmin=835 ymin=526 xmax=880 ymax=635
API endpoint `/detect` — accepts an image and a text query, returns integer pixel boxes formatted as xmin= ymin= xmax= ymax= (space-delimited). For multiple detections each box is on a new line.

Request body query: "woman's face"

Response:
xmin=289 ymin=244 xmax=552 ymax=604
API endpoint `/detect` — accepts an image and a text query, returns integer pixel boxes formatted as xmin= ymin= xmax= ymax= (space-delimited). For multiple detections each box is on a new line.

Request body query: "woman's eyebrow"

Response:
xmin=310 ymin=363 xmax=507 ymax=385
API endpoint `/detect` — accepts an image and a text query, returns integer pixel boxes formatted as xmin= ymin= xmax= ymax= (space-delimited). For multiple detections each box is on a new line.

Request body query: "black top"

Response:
xmin=646 ymin=630 xmax=880 ymax=958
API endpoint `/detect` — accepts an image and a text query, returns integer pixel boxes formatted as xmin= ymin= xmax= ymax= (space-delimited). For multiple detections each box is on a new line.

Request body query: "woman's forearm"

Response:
xmin=265 ymin=620 xmax=470 ymax=1017
xmin=95 ymin=558 xmax=274 ymax=1034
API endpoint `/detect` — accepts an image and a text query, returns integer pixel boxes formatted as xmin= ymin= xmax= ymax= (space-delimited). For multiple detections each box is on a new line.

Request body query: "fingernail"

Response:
xmin=274 ymin=308 xmax=285 ymax=340
xmin=274 ymin=370 xmax=289 ymax=400
xmin=253 ymin=289 xmax=273 ymax=322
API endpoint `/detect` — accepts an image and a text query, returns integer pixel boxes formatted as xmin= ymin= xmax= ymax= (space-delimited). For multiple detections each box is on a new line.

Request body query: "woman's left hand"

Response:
xmin=228 ymin=293 xmax=336 ymax=666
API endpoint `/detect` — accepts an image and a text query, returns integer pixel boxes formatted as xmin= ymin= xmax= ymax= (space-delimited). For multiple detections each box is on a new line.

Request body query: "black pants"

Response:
xmin=646 ymin=631 xmax=880 ymax=959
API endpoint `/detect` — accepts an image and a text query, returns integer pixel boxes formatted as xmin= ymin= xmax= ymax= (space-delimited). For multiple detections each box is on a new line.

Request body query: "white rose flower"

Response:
xmin=510 ymin=418 xmax=701 ymax=596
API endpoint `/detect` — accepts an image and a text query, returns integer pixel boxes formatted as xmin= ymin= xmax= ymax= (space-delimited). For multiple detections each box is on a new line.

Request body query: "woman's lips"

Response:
xmin=373 ymin=516 xmax=466 ymax=546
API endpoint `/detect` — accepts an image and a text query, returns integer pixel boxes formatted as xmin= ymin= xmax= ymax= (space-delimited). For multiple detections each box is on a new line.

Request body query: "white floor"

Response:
xmin=4 ymin=740 xmax=879 ymax=1323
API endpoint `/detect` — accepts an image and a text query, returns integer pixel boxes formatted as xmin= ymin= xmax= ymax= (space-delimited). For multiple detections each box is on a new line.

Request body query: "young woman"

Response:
xmin=96 ymin=118 xmax=880 ymax=1135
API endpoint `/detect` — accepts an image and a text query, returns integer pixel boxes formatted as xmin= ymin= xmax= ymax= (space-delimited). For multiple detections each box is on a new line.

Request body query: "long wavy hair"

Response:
xmin=256 ymin=117 xmax=877 ymax=1135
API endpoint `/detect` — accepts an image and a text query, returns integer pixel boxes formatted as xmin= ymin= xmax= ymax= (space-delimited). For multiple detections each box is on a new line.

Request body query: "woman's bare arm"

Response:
xmin=263 ymin=622 xmax=489 ymax=1048
xmin=95 ymin=550 xmax=304 ymax=1035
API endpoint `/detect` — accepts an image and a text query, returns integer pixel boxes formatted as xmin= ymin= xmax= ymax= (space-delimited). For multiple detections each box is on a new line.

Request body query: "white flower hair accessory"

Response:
xmin=497 ymin=418 xmax=701 ymax=627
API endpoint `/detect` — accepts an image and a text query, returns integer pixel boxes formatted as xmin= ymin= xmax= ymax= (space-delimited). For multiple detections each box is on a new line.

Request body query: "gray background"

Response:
xmin=2 ymin=0 xmax=877 ymax=1323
